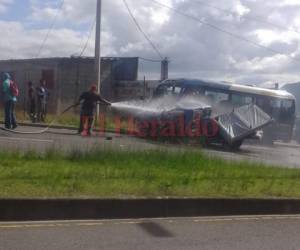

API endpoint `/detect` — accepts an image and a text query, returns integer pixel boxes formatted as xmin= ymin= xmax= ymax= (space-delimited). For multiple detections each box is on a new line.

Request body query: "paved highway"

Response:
xmin=1 ymin=127 xmax=300 ymax=249
xmin=1 ymin=125 xmax=300 ymax=168
xmin=0 ymin=215 xmax=299 ymax=250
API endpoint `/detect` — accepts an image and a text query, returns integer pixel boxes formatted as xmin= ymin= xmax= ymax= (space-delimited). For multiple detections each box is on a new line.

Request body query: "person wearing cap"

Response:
xmin=78 ymin=84 xmax=111 ymax=135
xmin=2 ymin=73 xmax=17 ymax=129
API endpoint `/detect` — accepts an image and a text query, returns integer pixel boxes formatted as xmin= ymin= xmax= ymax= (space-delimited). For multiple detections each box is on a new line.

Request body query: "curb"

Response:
xmin=0 ymin=198 xmax=300 ymax=221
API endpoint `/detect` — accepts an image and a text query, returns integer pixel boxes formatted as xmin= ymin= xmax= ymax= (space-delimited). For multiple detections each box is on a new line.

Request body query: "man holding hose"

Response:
xmin=78 ymin=84 xmax=111 ymax=135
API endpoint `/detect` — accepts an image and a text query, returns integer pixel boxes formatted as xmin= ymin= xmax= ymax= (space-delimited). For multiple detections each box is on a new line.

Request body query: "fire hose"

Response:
xmin=0 ymin=103 xmax=81 ymax=135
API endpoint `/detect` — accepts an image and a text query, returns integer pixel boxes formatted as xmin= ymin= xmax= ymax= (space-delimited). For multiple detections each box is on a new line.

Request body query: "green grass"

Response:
xmin=44 ymin=113 xmax=128 ymax=133
xmin=0 ymin=108 xmax=125 ymax=132
xmin=45 ymin=113 xmax=79 ymax=127
xmin=0 ymin=149 xmax=300 ymax=198
xmin=0 ymin=109 xmax=80 ymax=127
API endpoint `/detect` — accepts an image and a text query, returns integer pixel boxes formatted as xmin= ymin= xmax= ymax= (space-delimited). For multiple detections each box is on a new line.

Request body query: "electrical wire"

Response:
xmin=79 ymin=17 xmax=96 ymax=57
xmin=122 ymin=0 xmax=164 ymax=60
xmin=35 ymin=0 xmax=65 ymax=58
xmin=149 ymin=0 xmax=300 ymax=63
xmin=191 ymin=0 xmax=300 ymax=35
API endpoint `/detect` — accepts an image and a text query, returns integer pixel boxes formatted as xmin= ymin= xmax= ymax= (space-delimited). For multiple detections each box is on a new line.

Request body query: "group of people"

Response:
xmin=27 ymin=79 xmax=50 ymax=123
xmin=1 ymin=73 xmax=49 ymax=129
xmin=2 ymin=72 xmax=110 ymax=135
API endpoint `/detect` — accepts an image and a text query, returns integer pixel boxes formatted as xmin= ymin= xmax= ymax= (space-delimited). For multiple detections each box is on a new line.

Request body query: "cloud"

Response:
xmin=280 ymin=0 xmax=300 ymax=7
xmin=253 ymin=29 xmax=300 ymax=46
xmin=1 ymin=0 xmax=300 ymax=85
xmin=0 ymin=20 xmax=116 ymax=60
xmin=29 ymin=0 xmax=97 ymax=24
xmin=0 ymin=0 xmax=13 ymax=13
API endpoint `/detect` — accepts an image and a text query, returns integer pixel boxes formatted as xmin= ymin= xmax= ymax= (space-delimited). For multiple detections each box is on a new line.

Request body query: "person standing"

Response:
xmin=2 ymin=73 xmax=17 ymax=129
xmin=27 ymin=81 xmax=36 ymax=122
xmin=78 ymin=84 xmax=110 ymax=135
xmin=36 ymin=79 xmax=49 ymax=123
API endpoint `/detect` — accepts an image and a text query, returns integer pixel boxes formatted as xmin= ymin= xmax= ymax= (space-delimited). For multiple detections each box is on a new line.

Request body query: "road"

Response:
xmin=1 ymin=127 xmax=299 ymax=249
xmin=1 ymin=125 xmax=300 ymax=168
xmin=0 ymin=215 xmax=299 ymax=250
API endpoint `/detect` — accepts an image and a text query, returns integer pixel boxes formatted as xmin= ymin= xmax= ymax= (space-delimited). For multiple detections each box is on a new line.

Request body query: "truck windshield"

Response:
xmin=154 ymin=84 xmax=182 ymax=97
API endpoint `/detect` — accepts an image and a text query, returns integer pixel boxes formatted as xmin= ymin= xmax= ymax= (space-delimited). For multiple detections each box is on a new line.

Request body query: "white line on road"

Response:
xmin=1 ymin=215 xmax=300 ymax=230
xmin=0 ymin=137 xmax=54 ymax=143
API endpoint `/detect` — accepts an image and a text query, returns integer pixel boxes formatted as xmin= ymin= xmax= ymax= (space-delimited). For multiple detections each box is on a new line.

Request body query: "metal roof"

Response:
xmin=161 ymin=78 xmax=295 ymax=100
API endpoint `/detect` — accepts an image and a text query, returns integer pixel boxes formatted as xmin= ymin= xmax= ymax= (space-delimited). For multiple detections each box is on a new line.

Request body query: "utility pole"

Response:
xmin=95 ymin=0 xmax=102 ymax=117
xmin=161 ymin=57 xmax=169 ymax=81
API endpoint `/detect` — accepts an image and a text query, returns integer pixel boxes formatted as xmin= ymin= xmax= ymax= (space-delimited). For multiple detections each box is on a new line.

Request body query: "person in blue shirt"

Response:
xmin=2 ymin=73 xmax=17 ymax=129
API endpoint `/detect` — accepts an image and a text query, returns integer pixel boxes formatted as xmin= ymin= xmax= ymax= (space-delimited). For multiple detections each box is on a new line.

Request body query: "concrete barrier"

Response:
xmin=0 ymin=198 xmax=300 ymax=221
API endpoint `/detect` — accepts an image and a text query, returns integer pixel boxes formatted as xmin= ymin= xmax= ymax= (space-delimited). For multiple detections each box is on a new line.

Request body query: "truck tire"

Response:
xmin=230 ymin=140 xmax=243 ymax=150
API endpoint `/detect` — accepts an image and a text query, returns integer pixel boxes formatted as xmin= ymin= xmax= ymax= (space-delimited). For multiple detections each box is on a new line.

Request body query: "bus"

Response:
xmin=153 ymin=79 xmax=296 ymax=143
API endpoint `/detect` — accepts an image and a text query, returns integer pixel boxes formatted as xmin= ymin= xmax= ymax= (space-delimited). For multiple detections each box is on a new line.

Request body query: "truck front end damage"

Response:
xmin=112 ymin=97 xmax=272 ymax=150
xmin=215 ymin=104 xmax=272 ymax=149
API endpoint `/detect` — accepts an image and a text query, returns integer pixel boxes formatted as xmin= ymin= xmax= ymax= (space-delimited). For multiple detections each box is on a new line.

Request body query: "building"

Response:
xmin=0 ymin=57 xmax=158 ymax=113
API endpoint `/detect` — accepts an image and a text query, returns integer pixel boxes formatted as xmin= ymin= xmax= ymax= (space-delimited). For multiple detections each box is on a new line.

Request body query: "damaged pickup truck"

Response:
xmin=112 ymin=79 xmax=278 ymax=150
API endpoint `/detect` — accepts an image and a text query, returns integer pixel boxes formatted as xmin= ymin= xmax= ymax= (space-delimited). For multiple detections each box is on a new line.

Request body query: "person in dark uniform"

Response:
xmin=27 ymin=81 xmax=36 ymax=122
xmin=78 ymin=84 xmax=110 ymax=135
xmin=36 ymin=79 xmax=50 ymax=123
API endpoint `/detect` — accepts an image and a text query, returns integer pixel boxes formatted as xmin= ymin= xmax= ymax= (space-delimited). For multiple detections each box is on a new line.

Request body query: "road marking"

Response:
xmin=0 ymin=215 xmax=300 ymax=230
xmin=0 ymin=224 xmax=65 ymax=229
xmin=77 ymin=222 xmax=104 ymax=226
xmin=193 ymin=215 xmax=300 ymax=223
xmin=0 ymin=137 xmax=53 ymax=143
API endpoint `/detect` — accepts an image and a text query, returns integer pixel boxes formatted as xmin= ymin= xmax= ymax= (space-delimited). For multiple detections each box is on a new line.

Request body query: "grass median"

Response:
xmin=0 ymin=149 xmax=300 ymax=198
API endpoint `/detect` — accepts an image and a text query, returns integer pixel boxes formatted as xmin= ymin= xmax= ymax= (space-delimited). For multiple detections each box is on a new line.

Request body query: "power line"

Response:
xmin=149 ymin=0 xmax=300 ymax=63
xmin=191 ymin=0 xmax=300 ymax=35
xmin=79 ymin=17 xmax=96 ymax=57
xmin=122 ymin=0 xmax=164 ymax=60
xmin=36 ymin=0 xmax=65 ymax=58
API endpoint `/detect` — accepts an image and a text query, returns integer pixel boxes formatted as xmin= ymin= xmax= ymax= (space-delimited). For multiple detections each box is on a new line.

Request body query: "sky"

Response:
xmin=1 ymin=0 xmax=300 ymax=86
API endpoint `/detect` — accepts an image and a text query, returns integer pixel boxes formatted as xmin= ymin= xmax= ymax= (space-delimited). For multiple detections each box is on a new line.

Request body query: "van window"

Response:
xmin=282 ymin=100 xmax=293 ymax=108
xmin=174 ymin=86 xmax=182 ymax=94
xmin=165 ymin=86 xmax=174 ymax=95
xmin=205 ymin=90 xmax=229 ymax=104
xmin=270 ymin=99 xmax=281 ymax=108
xmin=231 ymin=94 xmax=253 ymax=106
xmin=183 ymin=86 xmax=204 ymax=96
xmin=280 ymin=100 xmax=295 ymax=122
xmin=154 ymin=84 xmax=182 ymax=97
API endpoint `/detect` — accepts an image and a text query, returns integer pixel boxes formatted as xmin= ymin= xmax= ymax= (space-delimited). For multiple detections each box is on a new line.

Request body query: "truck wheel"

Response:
xmin=222 ymin=140 xmax=243 ymax=151
xmin=229 ymin=140 xmax=243 ymax=151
